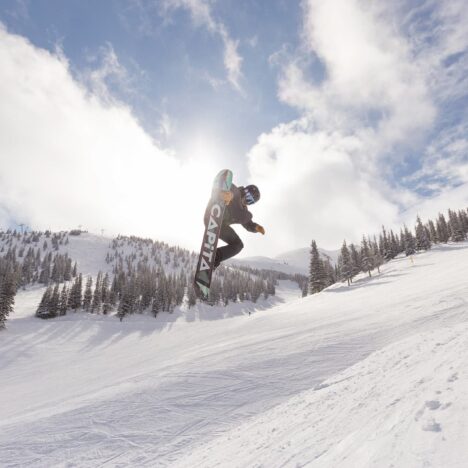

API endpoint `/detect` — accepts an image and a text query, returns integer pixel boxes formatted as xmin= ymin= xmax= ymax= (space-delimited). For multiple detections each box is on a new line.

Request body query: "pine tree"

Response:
xmin=371 ymin=237 xmax=383 ymax=274
xmin=59 ymin=284 xmax=68 ymax=316
xmin=118 ymin=277 xmax=137 ymax=321
xmin=250 ymin=279 xmax=263 ymax=303
xmin=0 ymin=268 xmax=17 ymax=328
xmin=83 ymin=276 xmax=93 ymax=311
xmin=187 ymin=283 xmax=197 ymax=308
xmin=459 ymin=209 xmax=468 ymax=237
xmin=399 ymin=228 xmax=406 ymax=253
xmin=325 ymin=260 xmax=336 ymax=286
xmin=349 ymin=244 xmax=361 ymax=277
xmin=436 ymin=213 xmax=450 ymax=243
xmin=415 ymin=216 xmax=431 ymax=250
xmin=64 ymin=258 xmax=72 ymax=281
xmin=404 ymin=226 xmax=416 ymax=256
xmin=68 ymin=273 xmax=83 ymax=311
xmin=91 ymin=272 xmax=102 ymax=313
xmin=338 ymin=241 xmax=353 ymax=286
xmin=309 ymin=240 xmax=327 ymax=294
xmin=39 ymin=255 xmax=51 ymax=284
xmin=48 ymin=283 xmax=60 ymax=318
xmin=427 ymin=219 xmax=438 ymax=244
xmin=380 ymin=226 xmax=390 ymax=258
xmin=360 ymin=237 xmax=373 ymax=277
xmin=152 ymin=288 xmax=162 ymax=316
xmin=448 ymin=209 xmax=465 ymax=242
xmin=209 ymin=277 xmax=222 ymax=305
xmin=36 ymin=285 xmax=53 ymax=319
xmin=101 ymin=273 xmax=112 ymax=315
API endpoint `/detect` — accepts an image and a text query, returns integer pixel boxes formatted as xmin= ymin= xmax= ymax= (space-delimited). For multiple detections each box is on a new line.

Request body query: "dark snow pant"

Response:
xmin=215 ymin=225 xmax=244 ymax=267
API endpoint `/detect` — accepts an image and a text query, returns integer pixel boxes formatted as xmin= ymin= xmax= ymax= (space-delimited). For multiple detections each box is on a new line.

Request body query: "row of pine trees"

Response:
xmin=35 ymin=235 xmax=280 ymax=320
xmin=3 ymin=207 xmax=467 ymax=326
xmin=0 ymin=230 xmax=73 ymax=328
xmin=307 ymin=208 xmax=468 ymax=295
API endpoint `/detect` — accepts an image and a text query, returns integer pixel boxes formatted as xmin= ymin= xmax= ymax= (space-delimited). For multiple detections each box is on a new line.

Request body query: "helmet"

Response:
xmin=243 ymin=185 xmax=260 ymax=205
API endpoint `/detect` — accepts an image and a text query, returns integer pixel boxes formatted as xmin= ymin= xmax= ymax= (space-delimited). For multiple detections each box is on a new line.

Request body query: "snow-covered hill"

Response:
xmin=1 ymin=242 xmax=467 ymax=467
xmin=228 ymin=254 xmax=304 ymax=275
xmin=232 ymin=246 xmax=339 ymax=275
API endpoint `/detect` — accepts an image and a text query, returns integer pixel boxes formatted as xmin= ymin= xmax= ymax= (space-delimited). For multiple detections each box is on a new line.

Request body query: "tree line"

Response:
xmin=35 ymin=234 xmax=280 ymax=320
xmin=307 ymin=208 xmax=468 ymax=295
xmin=0 ymin=230 xmax=74 ymax=328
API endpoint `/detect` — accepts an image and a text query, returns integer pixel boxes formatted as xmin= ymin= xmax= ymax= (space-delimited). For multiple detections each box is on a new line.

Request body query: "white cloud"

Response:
xmin=298 ymin=0 xmax=436 ymax=148
xmin=80 ymin=42 xmax=132 ymax=102
xmin=400 ymin=184 xmax=468 ymax=229
xmin=161 ymin=0 xmax=243 ymax=91
xmin=0 ymin=24 xmax=216 ymax=249
xmin=158 ymin=112 xmax=175 ymax=140
xmin=246 ymin=120 xmax=400 ymax=253
xmin=405 ymin=122 xmax=468 ymax=191
xmin=244 ymin=0 xmax=467 ymax=254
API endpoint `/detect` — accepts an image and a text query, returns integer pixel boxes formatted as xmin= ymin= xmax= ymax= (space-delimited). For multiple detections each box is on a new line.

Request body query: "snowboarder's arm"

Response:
xmin=242 ymin=220 xmax=257 ymax=232
xmin=242 ymin=220 xmax=265 ymax=234
xmin=241 ymin=209 xmax=264 ymax=234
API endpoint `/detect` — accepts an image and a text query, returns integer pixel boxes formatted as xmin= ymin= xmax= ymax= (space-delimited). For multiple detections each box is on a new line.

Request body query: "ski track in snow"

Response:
xmin=0 ymin=242 xmax=467 ymax=467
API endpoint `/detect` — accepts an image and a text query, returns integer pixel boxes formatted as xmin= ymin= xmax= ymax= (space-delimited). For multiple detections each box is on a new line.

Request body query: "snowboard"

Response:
xmin=193 ymin=169 xmax=233 ymax=301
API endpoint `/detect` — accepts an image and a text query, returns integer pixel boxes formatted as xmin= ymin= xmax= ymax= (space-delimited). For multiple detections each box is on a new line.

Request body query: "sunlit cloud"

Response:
xmin=244 ymin=0 xmax=467 ymax=254
xmin=0 ymin=24 xmax=215 ymax=249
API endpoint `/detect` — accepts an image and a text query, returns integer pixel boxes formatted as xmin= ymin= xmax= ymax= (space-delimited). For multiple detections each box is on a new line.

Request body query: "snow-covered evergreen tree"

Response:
xmin=338 ymin=241 xmax=353 ymax=286
xmin=0 ymin=266 xmax=17 ymax=328
xmin=83 ymin=276 xmax=93 ymax=311
xmin=404 ymin=226 xmax=416 ymax=256
xmin=309 ymin=240 xmax=327 ymax=294
xmin=360 ymin=237 xmax=373 ymax=277
xmin=436 ymin=213 xmax=450 ymax=243
xmin=59 ymin=285 xmax=68 ymax=316
xmin=459 ymin=209 xmax=468 ymax=237
xmin=187 ymin=283 xmax=197 ymax=308
xmin=48 ymin=283 xmax=60 ymax=318
xmin=349 ymin=244 xmax=361 ymax=277
xmin=427 ymin=219 xmax=438 ymax=244
xmin=91 ymin=272 xmax=102 ymax=313
xmin=448 ymin=209 xmax=465 ymax=242
xmin=68 ymin=274 xmax=83 ymax=311
xmin=101 ymin=273 xmax=112 ymax=315
xmin=36 ymin=285 xmax=53 ymax=319
xmin=371 ymin=237 xmax=383 ymax=274
xmin=415 ymin=216 xmax=431 ymax=251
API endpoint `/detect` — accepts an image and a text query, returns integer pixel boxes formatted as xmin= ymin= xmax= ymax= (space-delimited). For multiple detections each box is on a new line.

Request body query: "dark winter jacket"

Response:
xmin=204 ymin=184 xmax=258 ymax=233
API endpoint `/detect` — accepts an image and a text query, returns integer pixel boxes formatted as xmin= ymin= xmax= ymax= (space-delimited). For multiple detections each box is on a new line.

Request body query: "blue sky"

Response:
xmin=0 ymin=0 xmax=467 ymax=255
xmin=0 ymin=0 xmax=301 ymax=178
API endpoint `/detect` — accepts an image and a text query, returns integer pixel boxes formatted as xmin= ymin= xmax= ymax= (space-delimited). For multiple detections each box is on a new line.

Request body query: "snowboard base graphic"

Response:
xmin=194 ymin=169 xmax=233 ymax=301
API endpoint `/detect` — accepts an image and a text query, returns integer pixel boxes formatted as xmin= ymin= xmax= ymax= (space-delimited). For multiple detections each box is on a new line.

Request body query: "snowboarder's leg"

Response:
xmin=214 ymin=226 xmax=243 ymax=267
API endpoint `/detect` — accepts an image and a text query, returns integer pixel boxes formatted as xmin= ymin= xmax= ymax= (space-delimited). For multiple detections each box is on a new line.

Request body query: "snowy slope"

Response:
xmin=277 ymin=246 xmax=339 ymax=268
xmin=1 ymin=242 xmax=468 ymax=467
xmin=228 ymin=254 xmax=304 ymax=275
xmin=233 ymin=246 xmax=339 ymax=275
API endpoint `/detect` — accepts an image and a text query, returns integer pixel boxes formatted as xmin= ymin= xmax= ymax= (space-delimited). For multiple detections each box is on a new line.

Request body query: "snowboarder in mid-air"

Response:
xmin=204 ymin=182 xmax=265 ymax=269
xmin=194 ymin=169 xmax=265 ymax=300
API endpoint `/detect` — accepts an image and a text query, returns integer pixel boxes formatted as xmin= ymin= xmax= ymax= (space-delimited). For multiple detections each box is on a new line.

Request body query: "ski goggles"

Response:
xmin=243 ymin=190 xmax=256 ymax=205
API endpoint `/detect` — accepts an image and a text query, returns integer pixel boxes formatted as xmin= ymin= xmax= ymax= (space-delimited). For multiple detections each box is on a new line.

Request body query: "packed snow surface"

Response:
xmin=1 ymin=242 xmax=468 ymax=467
